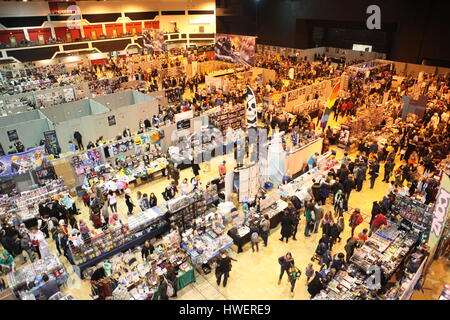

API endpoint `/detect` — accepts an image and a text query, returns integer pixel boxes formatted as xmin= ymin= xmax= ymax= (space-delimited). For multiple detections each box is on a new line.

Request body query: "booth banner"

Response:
xmin=44 ymin=130 xmax=60 ymax=156
xmin=287 ymin=89 xmax=299 ymax=103
xmin=215 ymin=34 xmax=256 ymax=67
xmin=320 ymin=81 xmax=341 ymax=128
xmin=175 ymin=110 xmax=194 ymax=123
xmin=143 ymin=29 xmax=166 ymax=52
xmin=245 ymin=86 xmax=257 ymax=128
xmin=425 ymin=174 xmax=450 ymax=272
xmin=0 ymin=146 xmax=46 ymax=178
xmin=337 ymin=124 xmax=351 ymax=148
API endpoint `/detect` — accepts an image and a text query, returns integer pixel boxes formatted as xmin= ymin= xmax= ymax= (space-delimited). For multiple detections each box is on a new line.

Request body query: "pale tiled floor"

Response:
xmin=8 ymin=113 xmax=448 ymax=300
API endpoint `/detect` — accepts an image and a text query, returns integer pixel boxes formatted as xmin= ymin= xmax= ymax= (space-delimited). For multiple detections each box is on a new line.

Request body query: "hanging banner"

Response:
xmin=320 ymin=82 xmax=341 ymax=128
xmin=215 ymin=34 xmax=256 ymax=67
xmin=142 ymin=28 xmax=166 ymax=53
xmin=44 ymin=130 xmax=60 ymax=157
xmin=0 ymin=146 xmax=47 ymax=178
xmin=245 ymin=86 xmax=257 ymax=128
xmin=425 ymin=174 xmax=450 ymax=273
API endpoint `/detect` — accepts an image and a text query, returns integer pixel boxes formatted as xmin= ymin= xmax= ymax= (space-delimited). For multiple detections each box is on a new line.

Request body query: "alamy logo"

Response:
xmin=67 ymin=5 xmax=82 ymax=30
xmin=366 ymin=5 xmax=381 ymax=30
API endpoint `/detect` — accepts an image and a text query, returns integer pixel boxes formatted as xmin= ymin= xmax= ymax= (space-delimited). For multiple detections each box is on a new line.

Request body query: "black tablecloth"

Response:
xmin=227 ymin=227 xmax=251 ymax=253
xmin=74 ymin=223 xmax=170 ymax=278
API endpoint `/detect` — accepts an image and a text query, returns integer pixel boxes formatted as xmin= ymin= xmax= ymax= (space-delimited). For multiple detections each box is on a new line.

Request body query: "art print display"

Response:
xmin=0 ymin=146 xmax=47 ymax=178
xmin=70 ymin=149 xmax=102 ymax=176
xmin=215 ymin=34 xmax=256 ymax=67
xmin=143 ymin=28 xmax=166 ymax=53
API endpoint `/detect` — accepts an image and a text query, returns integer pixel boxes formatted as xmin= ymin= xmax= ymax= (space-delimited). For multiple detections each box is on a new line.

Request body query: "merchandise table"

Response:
xmin=150 ymin=268 xmax=196 ymax=300
xmin=227 ymin=199 xmax=288 ymax=253
xmin=74 ymin=223 xmax=170 ymax=278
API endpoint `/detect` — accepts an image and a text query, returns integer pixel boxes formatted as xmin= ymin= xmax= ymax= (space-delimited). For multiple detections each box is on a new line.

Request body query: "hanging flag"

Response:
xmin=320 ymin=82 xmax=341 ymax=128
xmin=246 ymin=86 xmax=257 ymax=128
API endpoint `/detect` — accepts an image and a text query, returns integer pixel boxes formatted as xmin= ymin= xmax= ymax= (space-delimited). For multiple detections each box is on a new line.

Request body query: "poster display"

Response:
xmin=143 ymin=28 xmax=166 ymax=53
xmin=0 ymin=145 xmax=46 ymax=178
xmin=215 ymin=34 xmax=256 ymax=67
xmin=70 ymin=149 xmax=102 ymax=176
xmin=43 ymin=130 xmax=60 ymax=156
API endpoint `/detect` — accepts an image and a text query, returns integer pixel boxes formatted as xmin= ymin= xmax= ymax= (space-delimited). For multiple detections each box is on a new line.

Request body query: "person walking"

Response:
xmin=260 ymin=214 xmax=270 ymax=247
xmin=107 ymin=191 xmax=118 ymax=213
xmin=218 ymin=160 xmax=227 ymax=178
xmin=349 ymin=208 xmax=363 ymax=237
xmin=291 ymin=210 xmax=300 ymax=241
xmin=216 ymin=250 xmax=236 ymax=287
xmin=383 ymin=159 xmax=395 ymax=182
xmin=278 ymin=252 xmax=294 ymax=285
xmin=287 ymin=264 xmax=302 ymax=297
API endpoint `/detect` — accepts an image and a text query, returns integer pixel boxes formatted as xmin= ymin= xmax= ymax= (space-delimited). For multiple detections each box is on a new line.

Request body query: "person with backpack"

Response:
xmin=259 ymin=214 xmax=271 ymax=247
xmin=216 ymin=250 xmax=236 ymax=287
xmin=250 ymin=223 xmax=260 ymax=252
xmin=349 ymin=208 xmax=363 ymax=236
xmin=287 ymin=264 xmax=302 ymax=297
xmin=278 ymin=252 xmax=294 ymax=285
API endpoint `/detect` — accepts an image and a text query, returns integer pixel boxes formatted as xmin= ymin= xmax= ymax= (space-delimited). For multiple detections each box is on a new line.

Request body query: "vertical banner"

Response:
xmin=425 ymin=174 xmax=450 ymax=273
xmin=246 ymin=86 xmax=257 ymax=128
xmin=44 ymin=130 xmax=60 ymax=156
xmin=320 ymin=82 xmax=341 ymax=128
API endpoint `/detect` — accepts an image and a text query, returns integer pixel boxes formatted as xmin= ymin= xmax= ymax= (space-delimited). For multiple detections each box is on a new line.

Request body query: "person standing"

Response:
xmin=73 ymin=131 xmax=84 ymax=151
xmin=216 ymin=250 xmax=236 ymax=287
xmin=278 ymin=252 xmax=294 ymax=285
xmin=149 ymin=193 xmax=158 ymax=208
xmin=383 ymin=159 xmax=395 ymax=182
xmin=344 ymin=237 xmax=361 ymax=263
xmin=287 ymin=264 xmax=302 ymax=297
xmin=304 ymin=202 xmax=314 ymax=237
xmin=313 ymin=203 xmax=324 ymax=233
xmin=349 ymin=208 xmax=363 ymax=237
xmin=19 ymin=232 xmax=34 ymax=264
xmin=218 ymin=160 xmax=227 ymax=178
xmin=369 ymin=161 xmax=380 ymax=189
xmin=179 ymin=178 xmax=190 ymax=195
xmin=125 ymin=189 xmax=135 ymax=216
xmin=291 ymin=210 xmax=300 ymax=241
xmin=29 ymin=227 xmax=50 ymax=259
xmin=107 ymin=191 xmax=118 ymax=213
xmin=260 ymin=214 xmax=270 ymax=247
xmin=39 ymin=273 xmax=60 ymax=300
xmin=370 ymin=212 xmax=388 ymax=236
xmin=141 ymin=240 xmax=155 ymax=260
xmin=279 ymin=210 xmax=294 ymax=243
xmin=250 ymin=223 xmax=260 ymax=253
xmin=305 ymin=263 xmax=314 ymax=284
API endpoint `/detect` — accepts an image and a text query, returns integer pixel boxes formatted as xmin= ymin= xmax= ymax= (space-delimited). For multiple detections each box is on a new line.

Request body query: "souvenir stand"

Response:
xmin=207 ymin=103 xmax=246 ymax=133
xmin=227 ymin=193 xmax=289 ymax=253
xmin=7 ymin=254 xmax=69 ymax=300
xmin=313 ymin=220 xmax=423 ymax=300
xmin=285 ymin=137 xmax=324 ymax=177
xmin=0 ymin=179 xmax=67 ymax=228
xmin=72 ymin=205 xmax=170 ymax=278
xmin=278 ymin=151 xmax=340 ymax=201
xmin=91 ymin=231 xmax=196 ymax=300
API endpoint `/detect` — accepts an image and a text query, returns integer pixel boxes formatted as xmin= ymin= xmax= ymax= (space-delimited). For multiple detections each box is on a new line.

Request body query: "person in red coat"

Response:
xmin=370 ymin=213 xmax=388 ymax=236
xmin=349 ymin=208 xmax=363 ymax=237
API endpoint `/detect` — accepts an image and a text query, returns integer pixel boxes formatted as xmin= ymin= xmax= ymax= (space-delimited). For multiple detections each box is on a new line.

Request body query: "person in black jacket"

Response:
xmin=141 ymin=240 xmax=154 ymax=260
xmin=343 ymin=175 xmax=355 ymax=200
xmin=73 ymin=131 xmax=83 ymax=151
xmin=291 ymin=210 xmax=300 ymax=241
xmin=369 ymin=161 xmax=380 ymax=189
xmin=370 ymin=200 xmax=381 ymax=225
xmin=215 ymin=250 xmax=236 ymax=287
xmin=279 ymin=211 xmax=294 ymax=243
xmin=278 ymin=252 xmax=294 ymax=285
xmin=307 ymin=271 xmax=325 ymax=298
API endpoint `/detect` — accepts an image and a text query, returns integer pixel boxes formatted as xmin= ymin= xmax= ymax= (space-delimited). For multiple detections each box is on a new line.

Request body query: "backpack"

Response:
xmin=251 ymin=232 xmax=259 ymax=243
xmin=165 ymin=277 xmax=175 ymax=298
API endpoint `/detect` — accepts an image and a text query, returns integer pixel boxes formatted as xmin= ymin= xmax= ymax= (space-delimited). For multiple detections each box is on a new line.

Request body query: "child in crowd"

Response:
xmin=305 ymin=263 xmax=314 ymax=283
